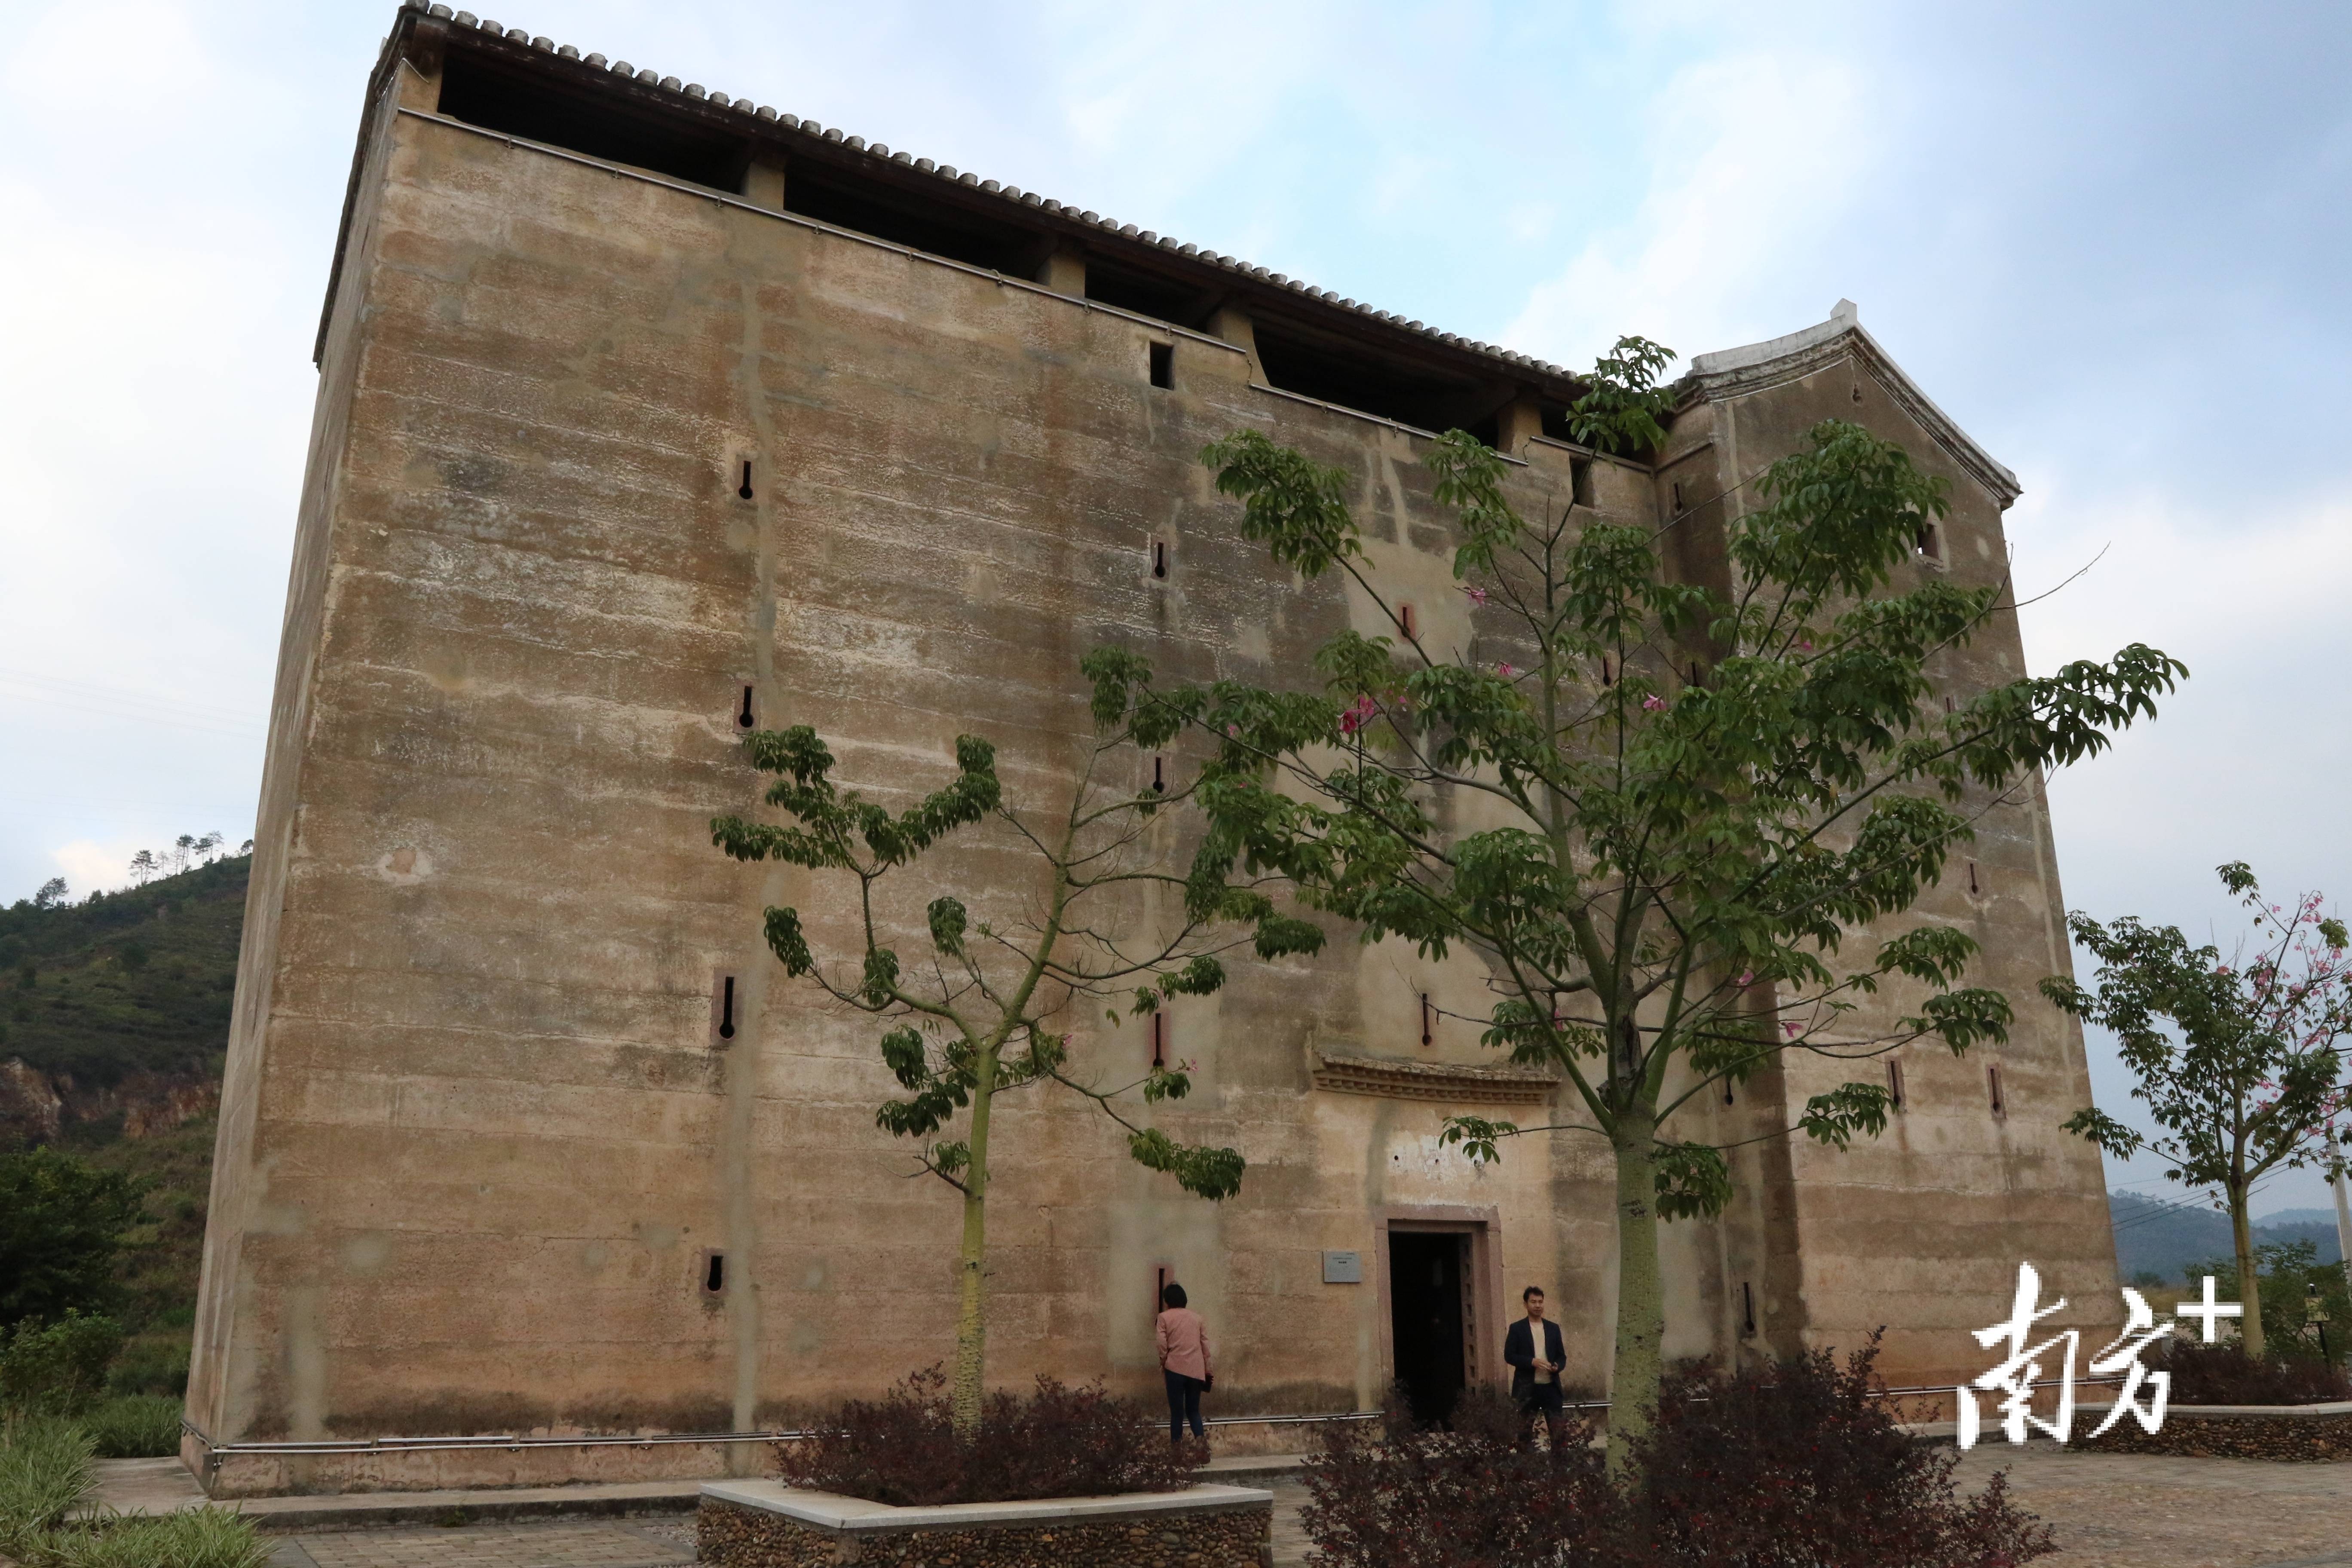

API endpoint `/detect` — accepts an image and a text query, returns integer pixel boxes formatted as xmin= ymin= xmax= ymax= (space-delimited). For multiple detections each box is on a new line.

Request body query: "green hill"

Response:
xmin=2110 ymin=1188 xmax=2343 ymax=1281
xmin=1 ymin=857 xmax=250 ymax=1396
xmin=0 ymin=854 xmax=249 ymax=1096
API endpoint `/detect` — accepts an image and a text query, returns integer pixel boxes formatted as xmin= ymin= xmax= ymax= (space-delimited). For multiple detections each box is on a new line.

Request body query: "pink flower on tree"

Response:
xmin=1642 ymin=694 xmax=1666 ymax=712
xmin=1496 ymin=662 xmax=1516 ymax=679
xmin=1338 ymin=694 xmax=1379 ymax=737
xmin=1462 ymin=585 xmax=1489 ymax=606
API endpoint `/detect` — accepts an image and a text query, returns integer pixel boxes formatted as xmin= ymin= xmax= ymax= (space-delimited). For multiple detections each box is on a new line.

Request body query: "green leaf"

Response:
xmin=1653 ymin=1141 xmax=1732 ymax=1221
xmin=2062 ymin=1106 xmax=2144 ymax=1159
xmin=880 ymin=1026 xmax=928 ymax=1090
xmin=927 ymin=897 xmax=968 ymax=957
xmin=1800 ymin=1082 xmax=1894 ymax=1150
xmin=1567 ymin=336 xmax=1676 ymax=456
xmin=763 ymin=907 xmax=814 ymax=977
xmin=1439 ymin=1115 xmax=1519 ymax=1166
xmin=1199 ymin=431 xmax=1361 ymax=578
xmin=1126 ymin=1128 xmax=1246 ymax=1200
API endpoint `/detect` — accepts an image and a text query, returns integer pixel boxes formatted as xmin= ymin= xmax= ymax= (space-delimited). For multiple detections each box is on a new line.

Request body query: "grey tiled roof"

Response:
xmin=406 ymin=1 xmax=1577 ymax=385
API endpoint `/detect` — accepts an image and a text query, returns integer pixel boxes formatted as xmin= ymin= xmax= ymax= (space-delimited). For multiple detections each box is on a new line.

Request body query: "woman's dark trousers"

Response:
xmin=1165 ymin=1370 xmax=1204 ymax=1441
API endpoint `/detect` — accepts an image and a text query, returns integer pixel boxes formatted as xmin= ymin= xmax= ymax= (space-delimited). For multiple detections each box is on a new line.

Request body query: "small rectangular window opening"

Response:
xmin=737 ymin=459 xmax=755 ymax=501
xmin=1967 ymin=861 xmax=1982 ymax=897
xmin=1148 ymin=341 xmax=1174 ymax=389
xmin=1151 ymin=755 xmax=1167 ymax=795
xmin=1916 ymin=521 xmax=1941 ymax=559
xmin=1420 ymin=992 xmax=1433 ymax=1047
xmin=737 ymin=685 xmax=756 ymax=729
xmin=1150 ymin=1008 xmax=1167 ymax=1069
xmin=1943 ymin=695 xmax=1956 ymax=715
xmin=1722 ymin=1073 xmax=1735 ymax=1107
xmin=1570 ymin=457 xmax=1595 ymax=508
xmin=1150 ymin=539 xmax=1169 ymax=581
xmin=1600 ymin=656 xmax=1614 ymax=687
xmin=1670 ymin=481 xmax=1684 ymax=512
xmin=1887 ymin=1059 xmax=1905 ymax=1111
xmin=1741 ymin=1281 xmax=1758 ymax=1337
xmin=704 ymin=1252 xmax=727 ymax=1294
xmin=1988 ymin=1064 xmax=2005 ymax=1117
xmin=1398 ymin=603 xmax=1418 ymax=642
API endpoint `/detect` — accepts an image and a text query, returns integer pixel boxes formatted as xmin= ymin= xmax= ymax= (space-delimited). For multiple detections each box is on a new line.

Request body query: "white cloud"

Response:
xmin=1504 ymin=49 xmax=1872 ymax=369
xmin=50 ymin=839 xmax=142 ymax=897
xmin=2020 ymin=482 xmax=2352 ymax=922
xmin=2015 ymin=480 xmax=2352 ymax=1212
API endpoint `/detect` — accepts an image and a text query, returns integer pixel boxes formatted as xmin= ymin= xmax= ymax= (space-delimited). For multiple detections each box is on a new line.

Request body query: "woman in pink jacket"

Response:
xmin=1155 ymin=1281 xmax=1212 ymax=1445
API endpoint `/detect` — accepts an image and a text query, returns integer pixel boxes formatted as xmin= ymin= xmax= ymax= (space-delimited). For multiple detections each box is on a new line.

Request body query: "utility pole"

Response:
xmin=2335 ymin=1128 xmax=2352 ymax=1303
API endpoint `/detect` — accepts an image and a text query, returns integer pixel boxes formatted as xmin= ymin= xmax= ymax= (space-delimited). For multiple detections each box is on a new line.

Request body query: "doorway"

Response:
xmin=1387 ymin=1231 xmax=1467 ymax=1424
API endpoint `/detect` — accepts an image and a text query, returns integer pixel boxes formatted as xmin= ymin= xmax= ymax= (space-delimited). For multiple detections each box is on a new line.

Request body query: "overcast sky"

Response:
xmin=3 ymin=0 xmax=2347 ymax=1214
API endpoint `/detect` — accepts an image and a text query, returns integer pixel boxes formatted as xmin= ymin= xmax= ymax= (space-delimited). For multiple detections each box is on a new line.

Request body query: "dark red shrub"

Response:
xmin=772 ymin=1366 xmax=1207 ymax=1506
xmin=2151 ymin=1338 xmax=2351 ymax=1405
xmin=1634 ymin=1336 xmax=2054 ymax=1568
xmin=1302 ymin=1382 xmax=1628 ymax=1568
xmin=1302 ymin=1340 xmax=2056 ymax=1568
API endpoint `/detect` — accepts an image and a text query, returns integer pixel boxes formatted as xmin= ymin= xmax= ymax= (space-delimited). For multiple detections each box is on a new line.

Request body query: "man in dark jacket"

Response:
xmin=1503 ymin=1285 xmax=1568 ymax=1438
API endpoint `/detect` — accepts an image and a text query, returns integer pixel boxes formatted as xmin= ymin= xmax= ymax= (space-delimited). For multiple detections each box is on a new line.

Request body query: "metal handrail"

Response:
xmin=183 ymin=1377 xmax=2115 ymax=1465
xmin=184 ymin=1408 xmax=1387 ymax=1463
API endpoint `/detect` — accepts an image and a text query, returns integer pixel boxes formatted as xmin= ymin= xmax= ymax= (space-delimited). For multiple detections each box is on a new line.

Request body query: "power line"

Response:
xmin=0 ymin=666 xmax=266 ymax=738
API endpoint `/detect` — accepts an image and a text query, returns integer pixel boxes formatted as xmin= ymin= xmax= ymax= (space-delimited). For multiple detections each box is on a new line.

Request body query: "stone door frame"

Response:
xmin=1372 ymin=1203 xmax=1507 ymax=1394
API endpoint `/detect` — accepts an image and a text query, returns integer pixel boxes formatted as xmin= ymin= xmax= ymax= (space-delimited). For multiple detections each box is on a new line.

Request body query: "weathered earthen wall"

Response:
xmin=187 ymin=40 xmax=2116 ymax=1494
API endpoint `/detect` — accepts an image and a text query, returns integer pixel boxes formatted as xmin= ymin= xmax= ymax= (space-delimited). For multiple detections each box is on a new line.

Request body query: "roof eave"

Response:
xmin=1685 ymin=302 xmax=2022 ymax=508
xmin=321 ymin=2 xmax=1590 ymax=404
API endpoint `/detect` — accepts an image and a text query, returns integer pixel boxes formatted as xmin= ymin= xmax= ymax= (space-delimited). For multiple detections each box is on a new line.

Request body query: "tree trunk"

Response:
xmin=951 ymin=1045 xmax=1003 ymax=1438
xmin=2230 ymin=1185 xmax=2264 ymax=1359
xmin=1607 ymin=1112 xmax=1664 ymax=1478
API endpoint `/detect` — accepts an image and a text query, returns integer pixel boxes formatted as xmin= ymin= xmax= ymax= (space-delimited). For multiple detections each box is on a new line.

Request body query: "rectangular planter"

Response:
xmin=2077 ymin=1400 xmax=2352 ymax=1461
xmin=699 ymin=1479 xmax=1274 ymax=1567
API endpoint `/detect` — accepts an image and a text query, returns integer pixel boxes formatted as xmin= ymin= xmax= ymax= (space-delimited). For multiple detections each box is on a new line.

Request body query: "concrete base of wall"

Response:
xmin=698 ymin=1481 xmax=1273 ymax=1568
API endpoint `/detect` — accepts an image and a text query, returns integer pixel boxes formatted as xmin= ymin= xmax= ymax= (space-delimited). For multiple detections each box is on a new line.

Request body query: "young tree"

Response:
xmin=710 ymin=673 xmax=1320 ymax=1436
xmin=31 ymin=878 xmax=67 ymax=910
xmin=127 ymin=851 xmax=158 ymax=887
xmin=0 ymin=1148 xmax=149 ymax=1329
xmin=1087 ymin=340 xmax=2182 ymax=1467
xmin=2050 ymin=863 xmax=2352 ymax=1358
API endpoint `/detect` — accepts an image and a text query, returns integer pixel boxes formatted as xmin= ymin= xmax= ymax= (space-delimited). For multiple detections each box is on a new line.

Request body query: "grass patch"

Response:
xmin=79 ymin=1400 xmax=182 ymax=1461
xmin=33 ymin=1509 xmax=270 ymax=1568
xmin=0 ymin=1414 xmax=265 ymax=1568
xmin=0 ymin=1418 xmax=95 ymax=1551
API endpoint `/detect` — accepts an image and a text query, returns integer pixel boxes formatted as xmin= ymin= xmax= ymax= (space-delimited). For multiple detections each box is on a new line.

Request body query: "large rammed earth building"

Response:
xmin=186 ymin=1 xmax=2122 ymax=1494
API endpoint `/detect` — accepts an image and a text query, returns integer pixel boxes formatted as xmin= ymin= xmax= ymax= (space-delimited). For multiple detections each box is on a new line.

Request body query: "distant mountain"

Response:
xmin=2110 ymin=1189 xmax=2343 ymax=1281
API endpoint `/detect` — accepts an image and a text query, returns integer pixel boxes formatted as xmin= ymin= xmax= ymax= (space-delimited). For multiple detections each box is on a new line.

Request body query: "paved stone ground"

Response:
xmin=112 ymin=1447 xmax=2352 ymax=1567
xmin=264 ymin=1518 xmax=695 ymax=1568
xmin=1260 ymin=1449 xmax=2352 ymax=1567
xmin=1953 ymin=1444 xmax=2352 ymax=1568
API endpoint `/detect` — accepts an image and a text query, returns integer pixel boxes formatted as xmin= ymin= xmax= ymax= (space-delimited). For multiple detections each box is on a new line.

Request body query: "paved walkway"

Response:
xmin=86 ymin=1447 xmax=2352 ymax=1567
xmin=1954 ymin=1443 xmax=2352 ymax=1568
xmin=264 ymin=1519 xmax=695 ymax=1568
